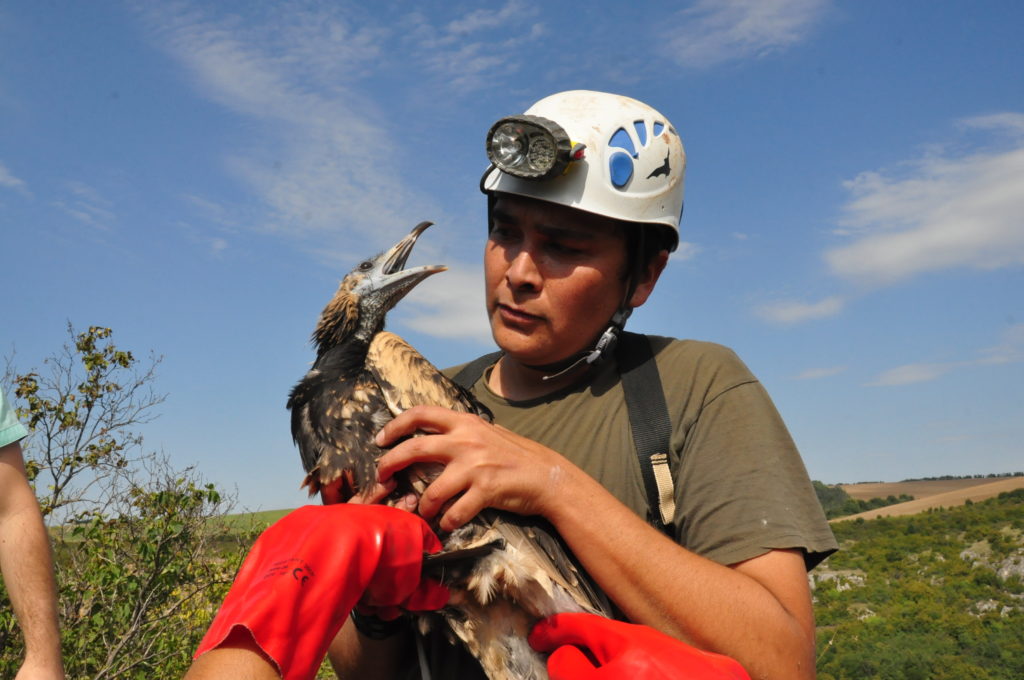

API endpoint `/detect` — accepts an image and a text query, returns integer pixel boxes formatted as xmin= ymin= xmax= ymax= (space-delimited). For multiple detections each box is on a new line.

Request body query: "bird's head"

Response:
xmin=314 ymin=221 xmax=446 ymax=350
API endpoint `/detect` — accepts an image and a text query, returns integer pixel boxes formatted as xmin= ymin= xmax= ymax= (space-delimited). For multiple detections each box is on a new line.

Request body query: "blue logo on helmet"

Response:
xmin=607 ymin=121 xmax=669 ymax=189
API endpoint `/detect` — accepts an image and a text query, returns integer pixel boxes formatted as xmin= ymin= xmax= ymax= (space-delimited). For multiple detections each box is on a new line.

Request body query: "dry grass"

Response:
xmin=840 ymin=477 xmax=1018 ymax=500
xmin=834 ymin=476 xmax=1024 ymax=522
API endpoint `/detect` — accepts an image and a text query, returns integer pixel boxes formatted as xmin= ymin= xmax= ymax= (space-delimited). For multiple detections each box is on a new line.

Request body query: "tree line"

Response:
xmin=813 ymin=480 xmax=914 ymax=520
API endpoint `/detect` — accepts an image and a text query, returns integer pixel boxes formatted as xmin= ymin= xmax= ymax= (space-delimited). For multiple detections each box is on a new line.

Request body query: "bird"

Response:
xmin=287 ymin=221 xmax=610 ymax=680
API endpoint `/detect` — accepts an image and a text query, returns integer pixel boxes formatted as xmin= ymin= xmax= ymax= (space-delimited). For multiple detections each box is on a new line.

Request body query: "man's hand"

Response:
xmin=190 ymin=504 xmax=448 ymax=680
xmin=529 ymin=613 xmax=751 ymax=680
xmin=374 ymin=405 xmax=576 ymax=532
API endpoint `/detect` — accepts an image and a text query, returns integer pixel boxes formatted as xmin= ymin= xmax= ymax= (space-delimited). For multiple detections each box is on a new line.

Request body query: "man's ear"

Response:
xmin=628 ymin=250 xmax=669 ymax=308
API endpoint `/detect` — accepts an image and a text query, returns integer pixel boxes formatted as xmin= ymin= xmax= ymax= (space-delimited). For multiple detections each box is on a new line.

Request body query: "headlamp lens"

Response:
xmin=486 ymin=115 xmax=571 ymax=180
xmin=491 ymin=123 xmax=526 ymax=166
xmin=527 ymin=136 xmax=555 ymax=171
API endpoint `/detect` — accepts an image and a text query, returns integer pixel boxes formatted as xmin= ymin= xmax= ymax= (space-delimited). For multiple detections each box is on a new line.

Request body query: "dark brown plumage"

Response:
xmin=287 ymin=221 xmax=609 ymax=679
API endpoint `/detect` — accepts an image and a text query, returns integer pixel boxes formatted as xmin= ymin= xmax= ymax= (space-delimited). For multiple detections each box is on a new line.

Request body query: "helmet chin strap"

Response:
xmin=534 ymin=307 xmax=632 ymax=382
xmin=533 ymin=224 xmax=648 ymax=382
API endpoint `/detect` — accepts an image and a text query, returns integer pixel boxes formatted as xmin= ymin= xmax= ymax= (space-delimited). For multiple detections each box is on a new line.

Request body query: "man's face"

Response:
xmin=484 ymin=194 xmax=631 ymax=367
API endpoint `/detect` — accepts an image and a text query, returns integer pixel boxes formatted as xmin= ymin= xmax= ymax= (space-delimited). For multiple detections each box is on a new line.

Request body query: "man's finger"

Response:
xmin=374 ymin=406 xmax=444 ymax=446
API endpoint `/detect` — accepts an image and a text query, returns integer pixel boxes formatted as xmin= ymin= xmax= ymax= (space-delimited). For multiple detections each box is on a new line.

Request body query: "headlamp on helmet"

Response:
xmin=485 ymin=115 xmax=585 ymax=181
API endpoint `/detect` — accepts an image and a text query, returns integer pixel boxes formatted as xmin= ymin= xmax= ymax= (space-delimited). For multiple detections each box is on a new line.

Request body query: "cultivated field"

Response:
xmin=836 ymin=476 xmax=1024 ymax=521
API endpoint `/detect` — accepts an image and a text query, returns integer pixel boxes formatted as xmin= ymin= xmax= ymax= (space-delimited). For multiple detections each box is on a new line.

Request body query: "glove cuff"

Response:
xmin=350 ymin=610 xmax=408 ymax=640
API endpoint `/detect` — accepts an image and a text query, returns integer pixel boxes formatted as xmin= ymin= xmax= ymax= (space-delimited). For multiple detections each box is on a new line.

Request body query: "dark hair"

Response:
xmin=622 ymin=222 xmax=674 ymax=290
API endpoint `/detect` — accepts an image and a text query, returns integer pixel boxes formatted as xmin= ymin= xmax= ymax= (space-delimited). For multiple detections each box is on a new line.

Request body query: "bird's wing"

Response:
xmin=287 ymin=347 xmax=390 ymax=496
xmin=484 ymin=510 xmax=612 ymax=616
xmin=367 ymin=331 xmax=492 ymax=420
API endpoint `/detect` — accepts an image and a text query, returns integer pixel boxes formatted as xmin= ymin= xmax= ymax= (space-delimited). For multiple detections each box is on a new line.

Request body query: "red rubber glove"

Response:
xmin=194 ymin=504 xmax=448 ymax=680
xmin=529 ymin=613 xmax=751 ymax=680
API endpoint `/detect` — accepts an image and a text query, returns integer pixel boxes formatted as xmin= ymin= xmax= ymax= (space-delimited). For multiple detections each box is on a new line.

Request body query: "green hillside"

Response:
xmin=813 ymin=489 xmax=1024 ymax=679
xmin=208 ymin=507 xmax=294 ymax=533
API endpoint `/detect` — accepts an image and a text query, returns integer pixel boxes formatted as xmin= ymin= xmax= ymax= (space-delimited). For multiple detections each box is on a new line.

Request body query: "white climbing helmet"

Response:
xmin=482 ymin=90 xmax=685 ymax=250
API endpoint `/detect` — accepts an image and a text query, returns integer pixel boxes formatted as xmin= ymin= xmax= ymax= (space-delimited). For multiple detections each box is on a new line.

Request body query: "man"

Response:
xmin=331 ymin=90 xmax=837 ymax=679
xmin=0 ymin=387 xmax=65 ymax=680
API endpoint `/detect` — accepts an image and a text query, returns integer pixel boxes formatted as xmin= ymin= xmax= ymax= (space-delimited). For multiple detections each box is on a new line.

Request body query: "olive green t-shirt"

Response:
xmin=445 ymin=335 xmax=837 ymax=568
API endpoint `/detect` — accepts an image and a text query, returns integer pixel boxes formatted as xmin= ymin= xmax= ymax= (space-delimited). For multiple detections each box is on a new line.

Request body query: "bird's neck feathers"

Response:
xmin=312 ymin=283 xmax=387 ymax=356
xmin=313 ymin=286 xmax=361 ymax=354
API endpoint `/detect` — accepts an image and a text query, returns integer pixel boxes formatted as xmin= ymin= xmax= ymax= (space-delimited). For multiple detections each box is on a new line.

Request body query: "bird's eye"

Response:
xmin=359 ymin=261 xmax=373 ymax=271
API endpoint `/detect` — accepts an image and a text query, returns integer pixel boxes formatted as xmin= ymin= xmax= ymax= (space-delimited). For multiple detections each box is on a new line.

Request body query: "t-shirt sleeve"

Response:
xmin=667 ymin=346 xmax=837 ymax=569
xmin=0 ymin=389 xmax=28 ymax=448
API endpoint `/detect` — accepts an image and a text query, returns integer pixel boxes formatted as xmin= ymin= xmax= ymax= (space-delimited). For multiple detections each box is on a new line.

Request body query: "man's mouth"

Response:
xmin=497 ymin=303 xmax=543 ymax=322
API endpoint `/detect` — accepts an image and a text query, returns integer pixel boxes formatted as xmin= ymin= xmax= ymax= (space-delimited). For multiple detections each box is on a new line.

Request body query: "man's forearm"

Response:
xmin=541 ymin=466 xmax=816 ymax=680
xmin=0 ymin=505 xmax=63 ymax=664
xmin=0 ymin=444 xmax=64 ymax=674
xmin=327 ymin=619 xmax=411 ymax=679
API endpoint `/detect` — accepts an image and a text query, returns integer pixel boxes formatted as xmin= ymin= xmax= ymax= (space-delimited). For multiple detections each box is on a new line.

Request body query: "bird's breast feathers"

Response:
xmin=367 ymin=332 xmax=491 ymax=419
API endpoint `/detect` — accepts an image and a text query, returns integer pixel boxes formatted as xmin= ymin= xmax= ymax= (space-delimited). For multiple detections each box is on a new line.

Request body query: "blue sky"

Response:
xmin=2 ymin=1 xmax=1022 ymax=513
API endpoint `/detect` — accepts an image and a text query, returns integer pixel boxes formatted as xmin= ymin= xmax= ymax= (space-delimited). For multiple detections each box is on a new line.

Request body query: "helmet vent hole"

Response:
xmin=609 ymin=128 xmax=636 ymax=158
xmin=633 ymin=121 xmax=647 ymax=146
xmin=653 ymin=122 xmax=665 ymax=137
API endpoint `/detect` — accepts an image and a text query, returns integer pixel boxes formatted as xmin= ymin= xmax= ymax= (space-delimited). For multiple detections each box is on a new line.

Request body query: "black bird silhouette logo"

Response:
xmin=646 ymin=152 xmax=670 ymax=179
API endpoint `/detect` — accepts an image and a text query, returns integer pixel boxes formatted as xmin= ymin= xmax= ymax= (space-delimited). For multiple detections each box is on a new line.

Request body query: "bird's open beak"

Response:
xmin=362 ymin=221 xmax=447 ymax=307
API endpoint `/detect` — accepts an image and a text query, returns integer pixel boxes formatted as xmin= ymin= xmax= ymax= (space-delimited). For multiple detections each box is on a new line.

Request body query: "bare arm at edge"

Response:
xmin=0 ymin=442 xmax=65 ymax=680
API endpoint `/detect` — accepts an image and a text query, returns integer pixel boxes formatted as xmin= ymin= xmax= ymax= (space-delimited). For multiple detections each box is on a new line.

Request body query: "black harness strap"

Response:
xmin=451 ymin=351 xmax=503 ymax=389
xmin=450 ymin=333 xmax=675 ymax=535
xmin=616 ymin=332 xmax=675 ymax=535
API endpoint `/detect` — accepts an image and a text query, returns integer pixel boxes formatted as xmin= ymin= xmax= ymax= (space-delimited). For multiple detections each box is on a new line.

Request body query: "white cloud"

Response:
xmin=411 ymin=1 xmax=545 ymax=93
xmin=867 ymin=362 xmax=953 ymax=387
xmin=961 ymin=112 xmax=1024 ymax=136
xmin=671 ymin=241 xmax=700 ymax=262
xmin=399 ymin=264 xmax=492 ymax=344
xmin=134 ymin=1 xmax=547 ymax=257
xmin=827 ymin=115 xmax=1024 ymax=286
xmin=755 ymin=295 xmax=844 ymax=324
xmin=794 ymin=365 xmax=846 ymax=380
xmin=446 ymin=1 xmax=527 ymax=35
xmin=0 ymin=159 xmax=29 ymax=195
xmin=209 ymin=237 xmax=228 ymax=257
xmin=52 ymin=181 xmax=115 ymax=230
xmin=183 ymin=193 xmax=237 ymax=229
xmin=977 ymin=322 xmax=1024 ymax=365
xmin=868 ymin=323 xmax=1024 ymax=387
xmin=662 ymin=0 xmax=829 ymax=68
xmin=136 ymin=3 xmax=440 ymax=250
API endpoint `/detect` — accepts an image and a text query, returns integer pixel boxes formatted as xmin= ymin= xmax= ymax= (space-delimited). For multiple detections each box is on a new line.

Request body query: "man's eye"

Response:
xmin=490 ymin=225 xmax=517 ymax=242
xmin=547 ymin=242 xmax=582 ymax=255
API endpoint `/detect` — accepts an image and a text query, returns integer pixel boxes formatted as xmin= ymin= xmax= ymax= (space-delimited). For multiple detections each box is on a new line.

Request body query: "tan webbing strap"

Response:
xmin=650 ymin=453 xmax=677 ymax=527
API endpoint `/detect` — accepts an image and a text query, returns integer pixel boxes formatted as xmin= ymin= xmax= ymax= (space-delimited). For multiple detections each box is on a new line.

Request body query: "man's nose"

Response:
xmin=505 ymin=248 xmax=542 ymax=290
